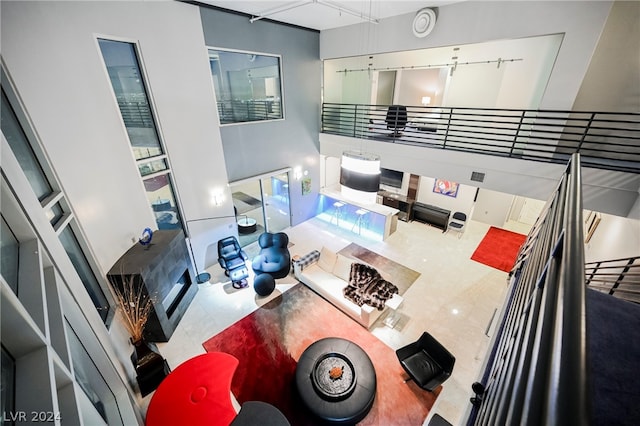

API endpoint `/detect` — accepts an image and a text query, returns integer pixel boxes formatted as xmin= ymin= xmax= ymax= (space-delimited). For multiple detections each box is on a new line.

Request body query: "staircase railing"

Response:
xmin=321 ymin=103 xmax=640 ymax=174
xmin=585 ymin=256 xmax=640 ymax=304
xmin=466 ymin=153 xmax=588 ymax=425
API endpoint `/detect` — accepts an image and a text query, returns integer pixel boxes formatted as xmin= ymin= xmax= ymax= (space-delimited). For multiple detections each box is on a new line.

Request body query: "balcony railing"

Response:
xmin=321 ymin=103 xmax=640 ymax=173
xmin=585 ymin=256 xmax=640 ymax=304
xmin=467 ymin=153 xmax=588 ymax=425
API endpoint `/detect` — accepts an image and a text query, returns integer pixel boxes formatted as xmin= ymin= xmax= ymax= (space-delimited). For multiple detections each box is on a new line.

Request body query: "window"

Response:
xmin=1 ymin=89 xmax=53 ymax=201
xmin=65 ymin=321 xmax=122 ymax=426
xmin=1 ymin=75 xmax=111 ymax=324
xmin=0 ymin=215 xmax=19 ymax=295
xmin=59 ymin=227 xmax=110 ymax=322
xmin=98 ymin=39 xmax=184 ymax=233
xmin=208 ymin=48 xmax=284 ymax=124
xmin=1 ymin=346 xmax=16 ymax=426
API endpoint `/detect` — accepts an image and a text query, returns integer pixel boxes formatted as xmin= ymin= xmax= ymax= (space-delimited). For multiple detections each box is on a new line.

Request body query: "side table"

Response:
xmin=383 ymin=293 xmax=404 ymax=328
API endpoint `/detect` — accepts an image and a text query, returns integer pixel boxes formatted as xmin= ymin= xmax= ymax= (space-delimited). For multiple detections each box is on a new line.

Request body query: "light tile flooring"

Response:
xmin=150 ymin=216 xmax=532 ymax=425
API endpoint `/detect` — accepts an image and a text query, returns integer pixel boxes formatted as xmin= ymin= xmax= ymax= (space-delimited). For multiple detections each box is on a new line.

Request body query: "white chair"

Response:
xmin=447 ymin=212 xmax=467 ymax=238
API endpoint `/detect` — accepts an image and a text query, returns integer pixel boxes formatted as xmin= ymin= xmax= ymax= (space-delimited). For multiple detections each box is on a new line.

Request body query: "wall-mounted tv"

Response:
xmin=380 ymin=168 xmax=404 ymax=188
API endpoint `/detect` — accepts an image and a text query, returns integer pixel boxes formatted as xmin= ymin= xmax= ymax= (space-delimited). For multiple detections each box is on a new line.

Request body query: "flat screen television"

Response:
xmin=380 ymin=168 xmax=404 ymax=188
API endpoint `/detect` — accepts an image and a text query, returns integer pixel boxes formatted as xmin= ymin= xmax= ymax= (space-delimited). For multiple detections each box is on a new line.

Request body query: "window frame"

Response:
xmin=207 ymin=46 xmax=286 ymax=126
xmin=96 ymin=35 xmax=186 ymax=235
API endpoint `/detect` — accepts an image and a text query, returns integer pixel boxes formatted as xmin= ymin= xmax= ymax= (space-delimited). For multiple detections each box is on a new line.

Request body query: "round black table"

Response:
xmin=237 ymin=217 xmax=257 ymax=234
xmin=295 ymin=337 xmax=376 ymax=424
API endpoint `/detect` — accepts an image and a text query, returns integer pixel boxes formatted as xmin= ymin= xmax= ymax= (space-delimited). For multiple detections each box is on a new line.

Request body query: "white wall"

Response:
xmin=584 ymin=213 xmax=640 ymax=262
xmin=321 ymin=1 xmax=613 ymax=109
xmin=1 ymin=1 xmax=232 ymax=275
xmin=319 ymin=133 xmax=640 ymax=218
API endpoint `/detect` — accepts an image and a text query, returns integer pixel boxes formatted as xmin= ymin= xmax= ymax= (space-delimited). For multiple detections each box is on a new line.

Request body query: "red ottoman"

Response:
xmin=146 ymin=352 xmax=239 ymax=426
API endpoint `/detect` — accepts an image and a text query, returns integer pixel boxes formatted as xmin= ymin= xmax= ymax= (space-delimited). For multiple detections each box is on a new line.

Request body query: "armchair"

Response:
xmin=396 ymin=332 xmax=455 ymax=392
xmin=251 ymin=232 xmax=291 ymax=279
xmin=217 ymin=236 xmax=249 ymax=289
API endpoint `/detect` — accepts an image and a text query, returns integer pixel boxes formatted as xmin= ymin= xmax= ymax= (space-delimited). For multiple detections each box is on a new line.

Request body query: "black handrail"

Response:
xmin=321 ymin=103 xmax=640 ymax=173
xmin=467 ymin=153 xmax=588 ymax=425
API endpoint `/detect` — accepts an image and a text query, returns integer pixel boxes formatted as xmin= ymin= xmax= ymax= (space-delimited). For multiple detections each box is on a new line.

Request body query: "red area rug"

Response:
xmin=471 ymin=226 xmax=527 ymax=272
xmin=202 ymin=284 xmax=438 ymax=425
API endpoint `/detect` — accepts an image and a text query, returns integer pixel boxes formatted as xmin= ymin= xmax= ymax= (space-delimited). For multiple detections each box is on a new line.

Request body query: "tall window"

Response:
xmin=1 ymin=81 xmax=111 ymax=323
xmin=1 ymin=346 xmax=16 ymax=426
xmin=65 ymin=320 xmax=122 ymax=425
xmin=208 ymin=48 xmax=284 ymax=124
xmin=0 ymin=215 xmax=20 ymax=296
xmin=98 ymin=39 xmax=184 ymax=232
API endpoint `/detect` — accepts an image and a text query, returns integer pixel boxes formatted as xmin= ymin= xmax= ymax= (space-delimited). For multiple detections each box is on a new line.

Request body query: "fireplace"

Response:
xmin=107 ymin=229 xmax=197 ymax=342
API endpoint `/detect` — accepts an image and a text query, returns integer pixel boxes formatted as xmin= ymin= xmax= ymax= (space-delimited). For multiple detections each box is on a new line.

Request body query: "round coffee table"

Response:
xmin=295 ymin=337 xmax=376 ymax=424
xmin=237 ymin=217 xmax=257 ymax=234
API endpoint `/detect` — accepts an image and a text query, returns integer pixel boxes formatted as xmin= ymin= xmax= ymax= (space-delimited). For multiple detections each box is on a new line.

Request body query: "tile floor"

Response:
xmin=151 ymin=216 xmax=532 ymax=425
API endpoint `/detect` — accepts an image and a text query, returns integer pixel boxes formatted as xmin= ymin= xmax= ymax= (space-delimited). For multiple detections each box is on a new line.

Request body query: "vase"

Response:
xmin=130 ymin=338 xmax=164 ymax=374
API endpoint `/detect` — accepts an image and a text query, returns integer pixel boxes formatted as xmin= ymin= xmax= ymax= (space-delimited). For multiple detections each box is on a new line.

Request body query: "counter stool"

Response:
xmin=352 ymin=208 xmax=370 ymax=234
xmin=332 ymin=201 xmax=345 ymax=226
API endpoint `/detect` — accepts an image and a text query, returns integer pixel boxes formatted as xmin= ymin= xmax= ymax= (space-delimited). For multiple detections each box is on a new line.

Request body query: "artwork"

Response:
xmin=433 ymin=179 xmax=459 ymax=198
xmin=584 ymin=210 xmax=601 ymax=243
xmin=301 ymin=177 xmax=312 ymax=195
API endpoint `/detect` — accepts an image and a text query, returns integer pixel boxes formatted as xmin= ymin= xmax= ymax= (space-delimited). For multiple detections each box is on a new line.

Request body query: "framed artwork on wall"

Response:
xmin=433 ymin=179 xmax=459 ymax=198
xmin=301 ymin=177 xmax=311 ymax=195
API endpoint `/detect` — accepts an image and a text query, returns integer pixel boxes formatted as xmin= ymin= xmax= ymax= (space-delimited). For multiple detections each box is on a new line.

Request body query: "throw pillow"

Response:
xmin=333 ymin=254 xmax=353 ymax=282
xmin=317 ymin=247 xmax=337 ymax=273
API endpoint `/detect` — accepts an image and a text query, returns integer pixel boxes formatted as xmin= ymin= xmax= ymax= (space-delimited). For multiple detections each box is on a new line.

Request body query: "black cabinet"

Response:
xmin=107 ymin=230 xmax=197 ymax=342
xmin=379 ymin=191 xmax=414 ymax=222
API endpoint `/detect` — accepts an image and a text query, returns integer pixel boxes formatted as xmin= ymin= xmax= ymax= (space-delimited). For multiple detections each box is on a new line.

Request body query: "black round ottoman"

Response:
xmin=295 ymin=337 xmax=376 ymax=424
xmin=253 ymin=273 xmax=276 ymax=296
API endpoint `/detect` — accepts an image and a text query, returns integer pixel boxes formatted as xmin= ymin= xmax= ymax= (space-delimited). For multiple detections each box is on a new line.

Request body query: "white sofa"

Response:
xmin=293 ymin=246 xmax=387 ymax=328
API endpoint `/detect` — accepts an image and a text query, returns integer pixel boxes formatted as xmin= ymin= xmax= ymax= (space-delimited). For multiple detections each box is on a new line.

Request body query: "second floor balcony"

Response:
xmin=321 ymin=103 xmax=640 ymax=174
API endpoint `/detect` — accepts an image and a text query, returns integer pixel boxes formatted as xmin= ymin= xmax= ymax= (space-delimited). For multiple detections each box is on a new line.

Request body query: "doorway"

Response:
xmin=230 ymin=170 xmax=292 ymax=247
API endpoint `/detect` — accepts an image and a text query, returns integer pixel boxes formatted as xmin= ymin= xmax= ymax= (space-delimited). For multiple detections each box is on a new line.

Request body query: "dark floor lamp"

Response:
xmin=185 ymin=216 xmax=237 ymax=284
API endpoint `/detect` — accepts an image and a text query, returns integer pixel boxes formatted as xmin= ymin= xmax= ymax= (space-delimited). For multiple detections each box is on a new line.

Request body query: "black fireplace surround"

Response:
xmin=107 ymin=229 xmax=197 ymax=342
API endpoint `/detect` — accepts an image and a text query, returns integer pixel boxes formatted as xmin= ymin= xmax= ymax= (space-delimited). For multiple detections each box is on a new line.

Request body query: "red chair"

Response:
xmin=145 ymin=352 xmax=239 ymax=426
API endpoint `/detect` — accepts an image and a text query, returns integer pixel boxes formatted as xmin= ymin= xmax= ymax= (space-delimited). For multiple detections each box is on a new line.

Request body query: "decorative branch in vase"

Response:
xmin=111 ymin=274 xmax=153 ymax=343
xmin=109 ymin=274 xmax=163 ymax=373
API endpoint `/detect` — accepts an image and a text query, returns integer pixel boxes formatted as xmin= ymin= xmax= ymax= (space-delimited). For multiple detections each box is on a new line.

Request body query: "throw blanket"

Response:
xmin=344 ymin=263 xmax=398 ymax=310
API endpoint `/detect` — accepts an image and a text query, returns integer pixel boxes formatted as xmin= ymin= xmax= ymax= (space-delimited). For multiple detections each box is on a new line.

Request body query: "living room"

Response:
xmin=1 ymin=1 xmax=638 ymax=425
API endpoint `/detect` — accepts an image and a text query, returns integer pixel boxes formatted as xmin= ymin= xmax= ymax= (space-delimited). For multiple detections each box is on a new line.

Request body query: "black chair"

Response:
xmin=217 ymin=236 xmax=249 ymax=288
xmin=447 ymin=212 xmax=467 ymax=238
xmin=251 ymin=232 xmax=291 ymax=279
xmin=385 ymin=105 xmax=408 ymax=137
xmin=396 ymin=332 xmax=455 ymax=392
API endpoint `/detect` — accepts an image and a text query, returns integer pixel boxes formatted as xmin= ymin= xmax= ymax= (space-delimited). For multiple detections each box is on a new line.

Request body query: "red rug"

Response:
xmin=202 ymin=284 xmax=439 ymax=425
xmin=471 ymin=226 xmax=527 ymax=272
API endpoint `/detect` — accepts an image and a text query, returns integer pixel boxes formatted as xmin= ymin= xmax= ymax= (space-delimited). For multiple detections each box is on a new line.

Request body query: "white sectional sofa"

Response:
xmin=293 ymin=246 xmax=387 ymax=328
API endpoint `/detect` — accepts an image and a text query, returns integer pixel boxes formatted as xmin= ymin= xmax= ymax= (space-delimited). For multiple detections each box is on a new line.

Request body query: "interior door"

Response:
xmin=231 ymin=171 xmax=292 ymax=247
xmin=260 ymin=172 xmax=291 ymax=234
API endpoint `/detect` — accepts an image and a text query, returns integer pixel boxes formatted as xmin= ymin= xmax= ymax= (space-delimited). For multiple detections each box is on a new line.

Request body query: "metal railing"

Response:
xmin=321 ymin=103 xmax=640 ymax=173
xmin=217 ymin=99 xmax=282 ymax=124
xmin=467 ymin=153 xmax=588 ymax=425
xmin=585 ymin=256 xmax=640 ymax=304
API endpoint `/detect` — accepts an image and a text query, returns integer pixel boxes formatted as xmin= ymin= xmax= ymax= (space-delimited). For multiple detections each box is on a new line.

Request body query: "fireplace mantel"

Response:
xmin=107 ymin=229 xmax=197 ymax=342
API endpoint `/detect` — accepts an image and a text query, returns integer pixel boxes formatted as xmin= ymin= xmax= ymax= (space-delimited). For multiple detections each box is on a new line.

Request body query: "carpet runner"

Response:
xmin=202 ymin=284 xmax=438 ymax=425
xmin=471 ymin=226 xmax=527 ymax=272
